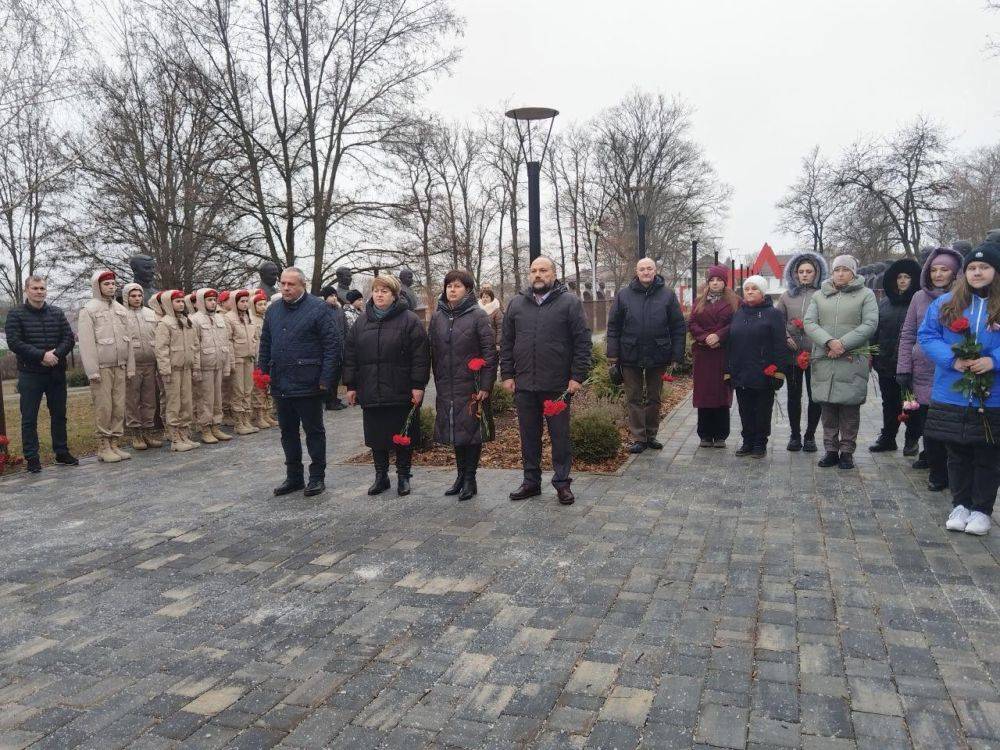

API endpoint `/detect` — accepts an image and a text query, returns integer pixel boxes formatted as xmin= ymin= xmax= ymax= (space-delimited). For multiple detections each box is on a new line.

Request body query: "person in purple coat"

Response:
xmin=896 ymin=246 xmax=963 ymax=491
xmin=688 ymin=265 xmax=740 ymax=447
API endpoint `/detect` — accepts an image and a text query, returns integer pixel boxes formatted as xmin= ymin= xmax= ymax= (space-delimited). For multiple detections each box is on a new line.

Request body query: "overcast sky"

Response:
xmin=424 ymin=0 xmax=1000 ymax=261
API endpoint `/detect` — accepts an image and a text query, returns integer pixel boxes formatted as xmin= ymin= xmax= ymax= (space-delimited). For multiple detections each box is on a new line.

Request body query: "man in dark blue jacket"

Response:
xmin=258 ymin=268 xmax=341 ymax=497
xmin=4 ymin=275 xmax=78 ymax=473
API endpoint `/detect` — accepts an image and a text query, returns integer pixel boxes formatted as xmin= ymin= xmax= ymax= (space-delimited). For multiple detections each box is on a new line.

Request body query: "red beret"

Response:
xmin=98 ymin=271 xmax=116 ymax=283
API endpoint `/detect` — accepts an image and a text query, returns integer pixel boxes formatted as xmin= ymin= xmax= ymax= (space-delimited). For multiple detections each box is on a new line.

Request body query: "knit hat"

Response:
xmin=319 ymin=285 xmax=338 ymax=300
xmin=705 ymin=264 xmax=729 ymax=284
xmin=346 ymin=290 xmax=363 ymax=303
xmin=965 ymin=241 xmax=1000 ymax=274
xmin=831 ymin=254 xmax=859 ymax=275
xmin=743 ymin=274 xmax=767 ymax=292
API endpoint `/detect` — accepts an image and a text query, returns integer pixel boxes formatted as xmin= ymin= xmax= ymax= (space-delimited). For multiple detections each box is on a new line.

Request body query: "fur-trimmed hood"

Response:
xmin=882 ymin=258 xmax=921 ymax=305
xmin=782 ymin=251 xmax=829 ymax=297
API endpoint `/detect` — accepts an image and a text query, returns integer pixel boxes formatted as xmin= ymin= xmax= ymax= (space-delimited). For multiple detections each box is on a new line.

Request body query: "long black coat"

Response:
xmin=4 ymin=302 xmax=75 ymax=374
xmin=725 ymin=297 xmax=789 ymax=390
xmin=500 ymin=281 xmax=592 ymax=392
xmin=871 ymin=258 xmax=920 ymax=376
xmin=606 ymin=275 xmax=687 ymax=368
xmin=430 ymin=293 xmax=497 ymax=445
xmin=343 ymin=300 xmax=430 ymax=408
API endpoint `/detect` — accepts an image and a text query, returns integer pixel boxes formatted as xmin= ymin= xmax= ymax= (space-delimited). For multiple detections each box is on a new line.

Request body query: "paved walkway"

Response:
xmin=1 ymin=391 xmax=999 ymax=749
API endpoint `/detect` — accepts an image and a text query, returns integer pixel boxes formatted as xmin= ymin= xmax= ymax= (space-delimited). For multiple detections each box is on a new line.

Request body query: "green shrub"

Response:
xmin=570 ymin=406 xmax=621 ymax=462
xmin=416 ymin=407 xmax=436 ymax=451
xmin=588 ymin=342 xmax=623 ymax=402
xmin=66 ymin=368 xmax=90 ymax=387
xmin=491 ymin=381 xmax=514 ymax=415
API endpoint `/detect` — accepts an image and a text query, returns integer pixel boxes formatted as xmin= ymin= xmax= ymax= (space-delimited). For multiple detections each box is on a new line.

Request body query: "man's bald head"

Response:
xmin=529 ymin=256 xmax=557 ymax=293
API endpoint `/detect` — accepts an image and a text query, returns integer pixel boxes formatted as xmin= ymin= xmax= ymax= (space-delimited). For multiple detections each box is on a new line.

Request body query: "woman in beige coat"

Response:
xmin=155 ymin=290 xmax=202 ymax=451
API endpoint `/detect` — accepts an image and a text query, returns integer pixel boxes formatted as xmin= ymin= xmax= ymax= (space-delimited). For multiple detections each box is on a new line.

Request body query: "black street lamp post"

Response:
xmin=690 ymin=239 xmax=699 ymax=309
xmin=505 ymin=107 xmax=558 ymax=263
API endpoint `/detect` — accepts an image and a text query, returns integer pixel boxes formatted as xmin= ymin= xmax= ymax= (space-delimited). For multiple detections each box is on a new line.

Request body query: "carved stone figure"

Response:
xmin=129 ymin=255 xmax=158 ymax=303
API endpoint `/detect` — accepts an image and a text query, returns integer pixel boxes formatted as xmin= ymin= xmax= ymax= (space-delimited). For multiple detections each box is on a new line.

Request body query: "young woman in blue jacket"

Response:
xmin=918 ymin=241 xmax=1000 ymax=536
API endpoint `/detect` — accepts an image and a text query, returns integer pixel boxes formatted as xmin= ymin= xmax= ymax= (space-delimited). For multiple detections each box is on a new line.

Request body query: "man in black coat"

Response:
xmin=606 ymin=257 xmax=687 ymax=453
xmin=3 ymin=275 xmax=78 ymax=472
xmin=258 ymin=268 xmax=341 ymax=498
xmin=501 ymin=256 xmax=592 ymax=505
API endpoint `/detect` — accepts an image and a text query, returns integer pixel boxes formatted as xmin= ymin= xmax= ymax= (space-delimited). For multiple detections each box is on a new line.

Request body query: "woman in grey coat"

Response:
xmin=804 ymin=254 xmax=879 ymax=470
xmin=430 ymin=270 xmax=497 ymax=501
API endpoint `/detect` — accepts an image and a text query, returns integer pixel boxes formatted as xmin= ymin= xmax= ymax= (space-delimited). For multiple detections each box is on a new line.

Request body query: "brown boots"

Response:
xmin=253 ymin=408 xmax=271 ymax=430
xmin=211 ymin=425 xmax=232 ymax=441
xmin=132 ymin=428 xmax=164 ymax=450
xmin=169 ymin=427 xmax=199 ymax=451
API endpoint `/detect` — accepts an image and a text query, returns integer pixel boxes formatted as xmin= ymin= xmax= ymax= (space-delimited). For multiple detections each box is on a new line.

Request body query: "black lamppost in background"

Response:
xmin=627 ymin=184 xmax=651 ymax=260
xmin=505 ymin=107 xmax=558 ymax=263
xmin=690 ymin=239 xmax=699 ymax=309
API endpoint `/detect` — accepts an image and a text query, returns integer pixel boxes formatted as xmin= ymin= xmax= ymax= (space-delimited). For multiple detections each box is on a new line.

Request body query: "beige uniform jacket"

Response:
xmin=78 ymin=271 xmax=135 ymax=379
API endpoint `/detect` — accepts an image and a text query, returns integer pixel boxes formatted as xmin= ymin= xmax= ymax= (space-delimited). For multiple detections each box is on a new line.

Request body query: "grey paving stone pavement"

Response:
xmin=1 ymin=389 xmax=999 ymax=749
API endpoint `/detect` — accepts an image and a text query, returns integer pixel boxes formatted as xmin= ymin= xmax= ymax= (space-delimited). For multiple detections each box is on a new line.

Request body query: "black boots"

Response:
xmin=445 ymin=446 xmax=466 ymax=495
xmin=369 ymin=450 xmax=390 ymax=495
xmin=869 ymin=434 xmax=897 ymax=452
xmin=802 ymin=435 xmax=818 ymax=452
xmin=396 ymin=448 xmax=412 ymax=496
xmin=459 ymin=445 xmax=481 ymax=501
xmin=787 ymin=436 xmax=802 ymax=452
xmin=818 ymin=451 xmax=840 ymax=468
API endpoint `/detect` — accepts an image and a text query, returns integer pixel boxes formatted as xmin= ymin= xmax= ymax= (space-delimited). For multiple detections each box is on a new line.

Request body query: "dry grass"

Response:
xmin=3 ymin=388 xmax=100 ymax=470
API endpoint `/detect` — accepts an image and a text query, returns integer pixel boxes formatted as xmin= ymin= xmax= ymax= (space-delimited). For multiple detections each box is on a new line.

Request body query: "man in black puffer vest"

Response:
xmin=607 ymin=257 xmax=687 ymax=453
xmin=258 ymin=268 xmax=341 ymax=498
xmin=4 ymin=275 xmax=78 ymax=472
xmin=501 ymin=256 xmax=592 ymax=505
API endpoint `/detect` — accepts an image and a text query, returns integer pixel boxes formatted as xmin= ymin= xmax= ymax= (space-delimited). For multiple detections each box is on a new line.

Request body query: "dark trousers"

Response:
xmin=372 ymin=447 xmax=412 ymax=477
xmin=877 ymin=372 xmax=919 ymax=442
xmin=454 ymin=444 xmax=482 ymax=477
xmin=735 ymin=387 xmax=774 ymax=449
xmin=621 ymin=365 xmax=667 ymax=442
xmin=324 ymin=373 xmax=342 ymax=407
xmin=697 ymin=407 xmax=730 ymax=441
xmin=947 ymin=442 xmax=1000 ymax=515
xmin=787 ymin=365 xmax=821 ymax=439
xmin=17 ymin=370 xmax=69 ymax=460
xmin=912 ymin=406 xmax=948 ymax=485
xmin=274 ymin=395 xmax=326 ymax=482
xmin=514 ymin=390 xmax=572 ymax=489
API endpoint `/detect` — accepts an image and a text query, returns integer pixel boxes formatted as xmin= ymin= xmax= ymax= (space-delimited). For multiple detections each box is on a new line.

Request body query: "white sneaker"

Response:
xmin=946 ymin=505 xmax=971 ymax=531
xmin=965 ymin=511 xmax=992 ymax=536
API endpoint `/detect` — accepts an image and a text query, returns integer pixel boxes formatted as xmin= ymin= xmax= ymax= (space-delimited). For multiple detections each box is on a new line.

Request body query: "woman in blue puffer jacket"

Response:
xmin=918 ymin=241 xmax=1000 ymax=536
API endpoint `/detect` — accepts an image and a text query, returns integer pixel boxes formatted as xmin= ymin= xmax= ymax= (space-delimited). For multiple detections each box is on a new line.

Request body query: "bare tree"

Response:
xmin=937 ymin=144 xmax=1000 ymax=245
xmin=0 ymin=106 xmax=72 ymax=302
xmin=482 ymin=112 xmax=524 ymax=293
xmin=828 ymin=191 xmax=897 ymax=265
xmin=775 ymin=146 xmax=844 ymax=254
xmin=594 ymin=91 xmax=730 ymax=286
xmin=167 ymin=0 xmax=461 ymax=292
xmin=835 ymin=116 xmax=951 ymax=256
xmin=68 ymin=8 xmax=257 ymax=292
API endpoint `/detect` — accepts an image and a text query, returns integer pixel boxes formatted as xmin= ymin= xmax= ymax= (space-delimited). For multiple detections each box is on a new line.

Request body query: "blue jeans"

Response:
xmin=18 ymin=370 xmax=69 ymax=460
xmin=274 ymin=395 xmax=326 ymax=482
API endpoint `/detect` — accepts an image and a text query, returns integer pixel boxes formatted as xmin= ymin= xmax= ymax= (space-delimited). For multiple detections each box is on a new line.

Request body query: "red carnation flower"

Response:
xmin=0 ymin=435 xmax=8 ymax=447
xmin=392 ymin=434 xmax=412 ymax=446
xmin=661 ymin=373 xmax=676 ymax=382
xmin=949 ymin=317 xmax=971 ymax=333
xmin=897 ymin=413 xmax=910 ymax=423
xmin=543 ymin=399 xmax=568 ymax=417
xmin=763 ymin=364 xmax=779 ymax=377
xmin=791 ymin=318 xmax=804 ymax=330
xmin=796 ymin=351 xmax=811 ymax=370
xmin=468 ymin=357 xmax=487 ymax=372
xmin=252 ymin=368 xmax=271 ymax=390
